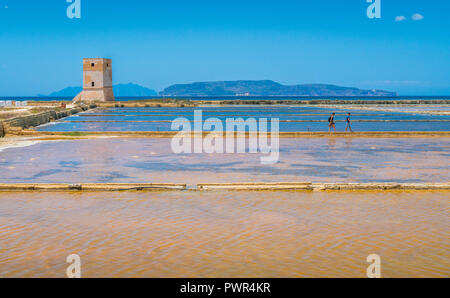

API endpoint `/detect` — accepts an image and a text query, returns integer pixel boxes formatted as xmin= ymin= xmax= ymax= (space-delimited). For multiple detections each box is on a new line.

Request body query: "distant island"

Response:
xmin=42 ymin=83 xmax=157 ymax=97
xmin=43 ymin=80 xmax=397 ymax=98
xmin=160 ymin=80 xmax=397 ymax=97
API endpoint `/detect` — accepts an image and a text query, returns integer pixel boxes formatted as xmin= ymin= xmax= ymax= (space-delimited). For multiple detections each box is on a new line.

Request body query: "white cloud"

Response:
xmin=412 ymin=13 xmax=424 ymax=21
xmin=395 ymin=16 xmax=406 ymax=22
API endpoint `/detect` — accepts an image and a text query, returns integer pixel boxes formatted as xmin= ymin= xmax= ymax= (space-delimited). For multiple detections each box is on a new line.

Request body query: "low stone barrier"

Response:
xmin=0 ymin=121 xmax=4 ymax=138
xmin=69 ymin=108 xmax=82 ymax=115
xmin=4 ymin=111 xmax=53 ymax=130
xmin=197 ymin=182 xmax=450 ymax=191
xmin=0 ymin=182 xmax=447 ymax=192
xmin=313 ymin=183 xmax=450 ymax=191
xmin=0 ymin=183 xmax=187 ymax=191
xmin=198 ymin=182 xmax=313 ymax=191
xmin=1 ymin=104 xmax=97 ymax=136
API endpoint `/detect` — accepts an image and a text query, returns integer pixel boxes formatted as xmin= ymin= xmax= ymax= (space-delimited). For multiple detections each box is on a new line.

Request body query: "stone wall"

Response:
xmin=0 ymin=104 xmax=96 ymax=137
xmin=5 ymin=111 xmax=53 ymax=130
xmin=0 ymin=121 xmax=4 ymax=138
xmin=75 ymin=88 xmax=115 ymax=102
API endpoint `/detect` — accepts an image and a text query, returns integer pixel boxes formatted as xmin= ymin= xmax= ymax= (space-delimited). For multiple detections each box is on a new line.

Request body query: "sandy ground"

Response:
xmin=0 ymin=136 xmax=43 ymax=153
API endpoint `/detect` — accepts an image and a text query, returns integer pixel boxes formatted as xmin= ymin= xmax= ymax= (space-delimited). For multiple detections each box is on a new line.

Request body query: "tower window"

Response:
xmin=91 ymin=82 xmax=95 ymax=87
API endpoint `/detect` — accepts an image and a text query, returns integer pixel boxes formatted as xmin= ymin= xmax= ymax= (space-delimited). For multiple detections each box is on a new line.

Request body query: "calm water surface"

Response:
xmin=0 ymin=190 xmax=448 ymax=278
xmin=37 ymin=107 xmax=450 ymax=132
xmin=1 ymin=137 xmax=449 ymax=184
xmin=2 ymin=105 xmax=449 ymax=278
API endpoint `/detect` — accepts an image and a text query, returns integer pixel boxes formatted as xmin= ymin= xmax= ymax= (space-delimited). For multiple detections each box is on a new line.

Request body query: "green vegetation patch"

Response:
xmin=62 ymin=131 xmax=89 ymax=137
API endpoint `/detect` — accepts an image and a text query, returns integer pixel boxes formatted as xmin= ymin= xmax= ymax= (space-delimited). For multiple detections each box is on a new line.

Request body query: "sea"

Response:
xmin=1 ymin=95 xmax=450 ymax=101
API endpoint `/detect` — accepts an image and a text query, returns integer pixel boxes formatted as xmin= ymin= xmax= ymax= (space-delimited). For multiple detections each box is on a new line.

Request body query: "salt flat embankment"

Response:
xmin=0 ymin=104 xmax=97 ymax=137
xmin=0 ymin=182 xmax=448 ymax=192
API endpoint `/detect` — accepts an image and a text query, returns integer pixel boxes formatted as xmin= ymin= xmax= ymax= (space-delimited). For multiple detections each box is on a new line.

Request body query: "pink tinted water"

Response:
xmin=0 ymin=190 xmax=448 ymax=278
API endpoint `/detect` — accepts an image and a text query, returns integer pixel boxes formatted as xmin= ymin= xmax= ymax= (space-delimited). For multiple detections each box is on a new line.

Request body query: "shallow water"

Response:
xmin=0 ymin=190 xmax=448 ymax=278
xmin=3 ymin=105 xmax=449 ymax=278
xmin=37 ymin=107 xmax=450 ymax=132
xmin=0 ymin=137 xmax=449 ymax=184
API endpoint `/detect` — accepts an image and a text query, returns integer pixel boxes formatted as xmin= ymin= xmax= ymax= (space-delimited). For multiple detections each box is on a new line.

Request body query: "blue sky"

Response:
xmin=0 ymin=0 xmax=449 ymax=96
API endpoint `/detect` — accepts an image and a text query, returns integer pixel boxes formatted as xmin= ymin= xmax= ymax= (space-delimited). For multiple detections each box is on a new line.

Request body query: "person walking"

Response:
xmin=345 ymin=112 xmax=353 ymax=132
xmin=328 ymin=113 xmax=336 ymax=132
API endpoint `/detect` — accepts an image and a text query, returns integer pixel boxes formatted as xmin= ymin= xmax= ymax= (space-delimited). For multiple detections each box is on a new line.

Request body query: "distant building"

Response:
xmin=73 ymin=58 xmax=115 ymax=102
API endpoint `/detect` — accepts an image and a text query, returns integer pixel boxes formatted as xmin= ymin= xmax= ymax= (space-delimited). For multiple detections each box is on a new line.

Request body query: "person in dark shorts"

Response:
xmin=345 ymin=112 xmax=353 ymax=132
xmin=328 ymin=113 xmax=336 ymax=132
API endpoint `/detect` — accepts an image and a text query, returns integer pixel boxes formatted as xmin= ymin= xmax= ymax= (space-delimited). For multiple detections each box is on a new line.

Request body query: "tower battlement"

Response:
xmin=73 ymin=58 xmax=115 ymax=102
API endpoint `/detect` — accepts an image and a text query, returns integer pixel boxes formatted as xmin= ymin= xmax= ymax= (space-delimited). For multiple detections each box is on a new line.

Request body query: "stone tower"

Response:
xmin=73 ymin=58 xmax=115 ymax=102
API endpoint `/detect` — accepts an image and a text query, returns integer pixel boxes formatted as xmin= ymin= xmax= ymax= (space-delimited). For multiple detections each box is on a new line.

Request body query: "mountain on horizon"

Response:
xmin=43 ymin=83 xmax=157 ymax=97
xmin=43 ymin=80 xmax=397 ymax=98
xmin=159 ymin=80 xmax=397 ymax=97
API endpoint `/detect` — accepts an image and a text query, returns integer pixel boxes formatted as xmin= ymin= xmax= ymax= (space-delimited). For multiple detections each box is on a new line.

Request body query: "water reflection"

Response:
xmin=0 ymin=137 xmax=448 ymax=184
